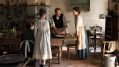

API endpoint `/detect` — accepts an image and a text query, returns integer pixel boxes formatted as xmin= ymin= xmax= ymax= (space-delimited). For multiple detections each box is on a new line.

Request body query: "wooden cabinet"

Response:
xmin=105 ymin=10 xmax=118 ymax=40
xmin=105 ymin=0 xmax=119 ymax=41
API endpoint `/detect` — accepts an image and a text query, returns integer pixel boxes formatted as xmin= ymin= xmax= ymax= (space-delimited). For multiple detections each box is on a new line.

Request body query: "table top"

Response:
xmin=51 ymin=34 xmax=77 ymax=40
xmin=0 ymin=37 xmax=20 ymax=45
xmin=51 ymin=35 xmax=77 ymax=46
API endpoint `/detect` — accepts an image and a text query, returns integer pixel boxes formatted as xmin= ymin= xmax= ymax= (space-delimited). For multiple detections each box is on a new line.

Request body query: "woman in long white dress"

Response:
xmin=34 ymin=8 xmax=52 ymax=67
xmin=73 ymin=7 xmax=88 ymax=59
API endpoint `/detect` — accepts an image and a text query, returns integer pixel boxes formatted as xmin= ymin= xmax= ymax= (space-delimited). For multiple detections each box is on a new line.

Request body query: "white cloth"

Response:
xmin=20 ymin=40 xmax=34 ymax=58
xmin=76 ymin=15 xmax=86 ymax=50
xmin=34 ymin=19 xmax=52 ymax=60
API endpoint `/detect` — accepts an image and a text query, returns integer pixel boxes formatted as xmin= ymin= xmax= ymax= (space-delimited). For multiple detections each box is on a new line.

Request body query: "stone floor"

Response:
xmin=0 ymin=47 xmax=103 ymax=67
xmin=50 ymin=51 xmax=102 ymax=67
xmin=23 ymin=50 xmax=102 ymax=67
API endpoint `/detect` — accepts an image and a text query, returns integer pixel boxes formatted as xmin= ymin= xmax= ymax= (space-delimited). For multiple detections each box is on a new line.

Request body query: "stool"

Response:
xmin=66 ymin=44 xmax=77 ymax=60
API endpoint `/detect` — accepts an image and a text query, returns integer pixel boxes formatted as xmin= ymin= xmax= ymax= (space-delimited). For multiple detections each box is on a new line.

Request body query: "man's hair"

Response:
xmin=39 ymin=8 xmax=46 ymax=17
xmin=73 ymin=7 xmax=80 ymax=14
xmin=55 ymin=8 xmax=61 ymax=13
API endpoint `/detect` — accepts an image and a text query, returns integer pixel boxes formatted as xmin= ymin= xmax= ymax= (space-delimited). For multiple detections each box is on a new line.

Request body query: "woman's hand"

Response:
xmin=75 ymin=31 xmax=79 ymax=38
xmin=75 ymin=34 xmax=79 ymax=38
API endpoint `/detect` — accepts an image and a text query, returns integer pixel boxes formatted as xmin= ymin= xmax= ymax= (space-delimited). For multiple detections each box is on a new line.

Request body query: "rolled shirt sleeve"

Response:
xmin=63 ymin=15 xmax=67 ymax=28
xmin=50 ymin=18 xmax=56 ymax=28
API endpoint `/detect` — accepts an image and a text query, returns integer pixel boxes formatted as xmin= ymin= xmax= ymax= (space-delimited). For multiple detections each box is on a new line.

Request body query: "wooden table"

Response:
xmin=51 ymin=36 xmax=77 ymax=63
xmin=0 ymin=37 xmax=21 ymax=53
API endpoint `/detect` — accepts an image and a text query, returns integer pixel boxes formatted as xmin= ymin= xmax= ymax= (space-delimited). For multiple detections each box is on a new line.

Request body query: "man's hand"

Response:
xmin=52 ymin=28 xmax=59 ymax=34
xmin=59 ymin=31 xmax=65 ymax=35
xmin=51 ymin=27 xmax=57 ymax=34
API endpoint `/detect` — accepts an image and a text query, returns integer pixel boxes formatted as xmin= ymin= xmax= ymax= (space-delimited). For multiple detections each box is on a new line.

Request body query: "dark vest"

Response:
xmin=52 ymin=14 xmax=64 ymax=28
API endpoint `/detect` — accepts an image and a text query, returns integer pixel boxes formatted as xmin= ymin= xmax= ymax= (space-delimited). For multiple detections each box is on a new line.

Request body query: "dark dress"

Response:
xmin=21 ymin=29 xmax=34 ymax=41
xmin=21 ymin=29 xmax=35 ymax=58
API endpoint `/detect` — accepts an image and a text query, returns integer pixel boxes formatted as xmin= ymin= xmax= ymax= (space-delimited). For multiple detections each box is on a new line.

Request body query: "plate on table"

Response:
xmin=55 ymin=34 xmax=65 ymax=38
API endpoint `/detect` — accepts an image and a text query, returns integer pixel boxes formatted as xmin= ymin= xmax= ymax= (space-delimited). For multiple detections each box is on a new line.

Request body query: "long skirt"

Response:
xmin=76 ymin=30 xmax=89 ymax=59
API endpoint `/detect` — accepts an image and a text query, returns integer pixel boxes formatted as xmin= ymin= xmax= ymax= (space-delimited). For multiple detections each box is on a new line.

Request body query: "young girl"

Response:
xmin=21 ymin=22 xmax=35 ymax=58
xmin=34 ymin=8 xmax=52 ymax=67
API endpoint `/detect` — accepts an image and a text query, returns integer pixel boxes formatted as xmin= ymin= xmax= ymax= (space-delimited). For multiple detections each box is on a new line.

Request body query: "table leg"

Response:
xmin=48 ymin=59 xmax=51 ymax=67
xmin=94 ymin=30 xmax=96 ymax=53
xmin=58 ymin=46 xmax=62 ymax=64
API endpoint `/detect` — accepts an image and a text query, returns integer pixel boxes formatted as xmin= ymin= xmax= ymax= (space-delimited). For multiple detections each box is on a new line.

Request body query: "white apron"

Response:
xmin=76 ymin=15 xmax=86 ymax=50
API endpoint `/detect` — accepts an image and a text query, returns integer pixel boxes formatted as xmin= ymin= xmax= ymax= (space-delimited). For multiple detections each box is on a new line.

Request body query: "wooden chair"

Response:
xmin=89 ymin=26 xmax=103 ymax=52
xmin=66 ymin=40 xmax=78 ymax=60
